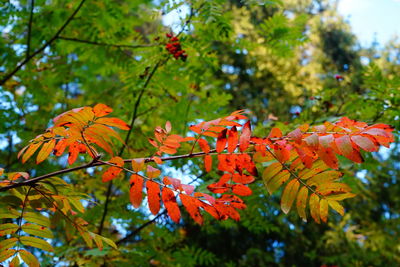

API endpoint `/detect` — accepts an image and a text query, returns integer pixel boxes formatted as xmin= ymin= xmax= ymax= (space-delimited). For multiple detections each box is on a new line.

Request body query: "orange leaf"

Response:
xmin=204 ymin=155 xmax=212 ymax=172
xmin=68 ymin=142 xmax=80 ymax=165
xmin=231 ymin=184 xmax=252 ymax=196
xmin=146 ymin=165 xmax=161 ymax=179
xmin=95 ymin=117 xmax=130 ymax=130
xmin=239 ymin=121 xmax=251 ymax=152
xmin=216 ymin=129 xmax=227 ymax=153
xmin=21 ymin=142 xmax=42 ymax=164
xmin=232 ymin=173 xmax=255 ymax=184
xmin=36 ymin=139 xmax=56 ymax=164
xmin=268 ymin=127 xmax=282 ymax=139
xmin=102 ymin=156 xmax=124 ymax=182
xmin=152 ymin=156 xmax=163 ymax=164
xmin=131 ymin=158 xmax=145 ymax=172
xmin=198 ymin=138 xmax=210 ymax=153
xmin=146 ymin=180 xmax=161 ymax=215
xmin=93 ymin=103 xmax=113 ymax=117
xmin=227 ymin=126 xmax=238 ymax=153
xmin=129 ymin=174 xmax=143 ymax=208
xmin=180 ymin=194 xmax=203 ymax=225
xmin=162 ymin=187 xmax=181 ymax=223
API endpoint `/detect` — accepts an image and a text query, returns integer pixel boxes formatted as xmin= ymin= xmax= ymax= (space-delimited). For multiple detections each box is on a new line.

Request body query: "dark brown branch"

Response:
xmin=0 ymin=0 xmax=86 ymax=85
xmin=98 ymin=59 xmax=165 ymax=234
xmin=58 ymin=36 xmax=159 ymax=49
xmin=26 ymin=0 xmax=34 ymax=59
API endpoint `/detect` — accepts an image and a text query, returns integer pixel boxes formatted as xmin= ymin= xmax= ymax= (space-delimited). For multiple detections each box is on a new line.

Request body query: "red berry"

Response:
xmin=295 ymin=111 xmax=300 ymax=116
xmin=171 ymin=37 xmax=179 ymax=42
xmin=335 ymin=74 xmax=343 ymax=81
xmin=310 ymin=96 xmax=315 ymax=100
xmin=166 ymin=33 xmax=172 ymax=38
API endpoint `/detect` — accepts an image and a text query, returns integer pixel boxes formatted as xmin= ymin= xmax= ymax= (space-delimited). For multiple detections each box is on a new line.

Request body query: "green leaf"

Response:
xmin=0 ymin=223 xmax=19 ymax=235
xmin=281 ymin=179 xmax=300 ymax=214
xmin=19 ymin=249 xmax=40 ymax=267
xmin=20 ymin=236 xmax=54 ymax=252
xmin=100 ymin=235 xmax=118 ymax=250
xmin=0 ymin=208 xmax=20 ymax=219
xmin=23 ymin=211 xmax=51 ymax=227
xmin=22 ymin=223 xmax=54 ymax=239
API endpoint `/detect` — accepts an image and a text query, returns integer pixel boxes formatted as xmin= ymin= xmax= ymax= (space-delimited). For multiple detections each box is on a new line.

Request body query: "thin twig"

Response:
xmin=98 ymin=58 xmax=165 ymax=234
xmin=0 ymin=0 xmax=86 ymax=85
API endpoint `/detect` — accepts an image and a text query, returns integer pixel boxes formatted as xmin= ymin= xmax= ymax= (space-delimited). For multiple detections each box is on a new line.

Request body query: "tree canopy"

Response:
xmin=0 ymin=0 xmax=399 ymax=266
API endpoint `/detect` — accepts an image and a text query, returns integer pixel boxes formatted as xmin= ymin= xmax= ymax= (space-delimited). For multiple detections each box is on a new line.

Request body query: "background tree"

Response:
xmin=0 ymin=0 xmax=398 ymax=266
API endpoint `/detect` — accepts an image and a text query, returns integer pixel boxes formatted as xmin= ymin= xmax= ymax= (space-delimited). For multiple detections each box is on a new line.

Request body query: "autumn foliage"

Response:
xmin=0 ymin=103 xmax=395 ymax=264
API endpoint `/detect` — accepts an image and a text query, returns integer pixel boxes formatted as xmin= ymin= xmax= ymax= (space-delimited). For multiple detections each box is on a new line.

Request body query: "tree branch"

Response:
xmin=58 ymin=36 xmax=159 ymax=49
xmin=98 ymin=59 xmax=165 ymax=234
xmin=0 ymin=0 xmax=86 ymax=86
xmin=26 ymin=0 xmax=35 ymax=59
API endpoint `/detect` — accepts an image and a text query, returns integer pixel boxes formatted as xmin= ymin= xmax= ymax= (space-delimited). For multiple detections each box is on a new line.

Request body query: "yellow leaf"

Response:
xmin=266 ymin=170 xmax=290 ymax=195
xmin=20 ymin=236 xmax=54 ymax=252
xmin=22 ymin=223 xmax=54 ymax=239
xmin=262 ymin=162 xmax=282 ymax=183
xmin=309 ymin=193 xmax=320 ymax=223
xmin=0 ymin=248 xmax=16 ymax=263
xmin=19 ymin=249 xmax=40 ymax=267
xmin=281 ymin=179 xmax=300 ymax=214
xmin=23 ymin=212 xmax=51 ymax=227
xmin=36 ymin=139 xmax=56 ymax=164
xmin=328 ymin=200 xmax=345 ymax=216
xmin=319 ymin=199 xmax=329 ymax=223
xmin=21 ymin=142 xmax=43 ymax=163
xmin=296 ymin=186 xmax=308 ymax=222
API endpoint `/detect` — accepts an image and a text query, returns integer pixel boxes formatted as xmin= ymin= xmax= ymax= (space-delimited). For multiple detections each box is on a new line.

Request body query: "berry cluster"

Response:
xmin=165 ymin=33 xmax=187 ymax=61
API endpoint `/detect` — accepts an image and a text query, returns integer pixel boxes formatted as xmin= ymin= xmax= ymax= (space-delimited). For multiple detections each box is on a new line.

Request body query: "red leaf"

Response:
xmin=198 ymin=138 xmax=210 ymax=153
xmin=54 ymin=139 xmax=68 ymax=156
xmin=68 ymin=142 xmax=80 ymax=165
xmin=232 ymin=173 xmax=255 ymax=184
xmin=216 ymin=129 xmax=228 ymax=153
xmin=102 ymin=156 xmax=124 ymax=182
xmin=232 ymin=184 xmax=252 ymax=196
xmin=287 ymin=128 xmax=303 ymax=143
xmin=146 ymin=180 xmax=161 ymax=215
xmin=351 ymin=135 xmax=378 ymax=152
xmin=95 ymin=117 xmax=130 ymax=130
xmin=148 ymin=138 xmax=158 ymax=148
xmin=129 ymin=174 xmax=144 ymax=208
xmin=239 ymin=121 xmax=251 ymax=152
xmin=317 ymin=147 xmax=339 ymax=169
xmin=162 ymin=187 xmax=181 ymax=223
xmin=227 ymin=126 xmax=238 ymax=153
xmin=204 ymin=155 xmax=212 ymax=172
xmin=181 ymin=184 xmax=195 ymax=195
xmin=335 ymin=135 xmax=363 ymax=163
xmin=93 ymin=103 xmax=113 ymax=117
xmin=180 ymin=194 xmax=203 ymax=225
xmin=268 ymin=127 xmax=282 ymax=139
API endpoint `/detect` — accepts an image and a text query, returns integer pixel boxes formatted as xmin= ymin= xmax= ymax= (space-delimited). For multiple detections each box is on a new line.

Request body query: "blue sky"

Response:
xmin=338 ymin=0 xmax=400 ymax=46
xmin=162 ymin=0 xmax=400 ymax=47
